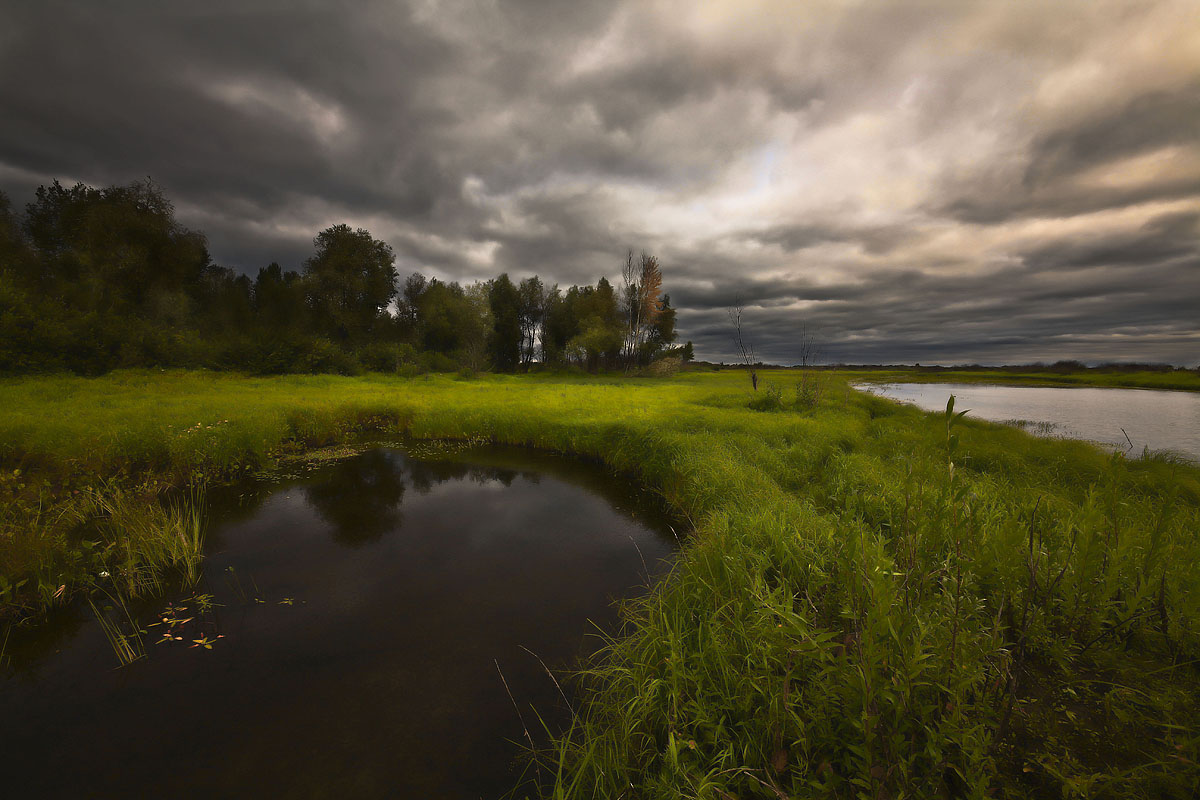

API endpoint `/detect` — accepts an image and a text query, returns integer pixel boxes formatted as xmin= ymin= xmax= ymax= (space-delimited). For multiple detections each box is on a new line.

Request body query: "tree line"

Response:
xmin=0 ymin=179 xmax=691 ymax=375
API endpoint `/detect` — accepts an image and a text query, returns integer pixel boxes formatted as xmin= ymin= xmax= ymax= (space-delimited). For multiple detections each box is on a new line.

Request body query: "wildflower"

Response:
xmin=99 ymin=570 xmax=110 ymax=578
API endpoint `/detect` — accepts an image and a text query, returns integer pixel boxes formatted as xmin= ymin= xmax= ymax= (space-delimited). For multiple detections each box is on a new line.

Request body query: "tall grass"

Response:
xmin=87 ymin=590 xmax=146 ymax=667
xmin=90 ymin=487 xmax=206 ymax=595
xmin=0 ymin=369 xmax=1197 ymax=795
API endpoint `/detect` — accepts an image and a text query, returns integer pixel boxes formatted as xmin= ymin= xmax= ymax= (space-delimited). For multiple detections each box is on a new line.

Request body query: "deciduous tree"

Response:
xmin=488 ymin=273 xmax=522 ymax=371
xmin=304 ymin=224 xmax=397 ymax=343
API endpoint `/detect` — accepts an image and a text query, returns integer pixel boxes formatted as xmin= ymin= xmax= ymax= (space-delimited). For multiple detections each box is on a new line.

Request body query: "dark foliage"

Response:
xmin=0 ymin=180 xmax=678 ymax=375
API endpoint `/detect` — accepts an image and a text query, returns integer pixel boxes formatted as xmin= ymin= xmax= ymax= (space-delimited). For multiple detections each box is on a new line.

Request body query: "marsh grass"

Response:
xmin=747 ymin=382 xmax=785 ymax=411
xmin=90 ymin=487 xmax=206 ymax=596
xmin=795 ymin=367 xmax=824 ymax=410
xmin=1 ymin=369 xmax=1198 ymax=796
xmin=87 ymin=590 xmax=146 ymax=667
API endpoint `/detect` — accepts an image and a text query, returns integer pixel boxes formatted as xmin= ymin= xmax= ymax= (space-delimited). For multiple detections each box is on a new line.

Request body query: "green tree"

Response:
xmin=488 ymin=273 xmax=522 ymax=371
xmin=253 ymin=262 xmax=307 ymax=332
xmin=417 ymin=279 xmax=477 ymax=357
xmin=542 ymin=285 xmax=578 ymax=364
xmin=23 ymin=179 xmax=211 ymax=319
xmin=304 ymin=224 xmax=397 ymax=343
xmin=460 ymin=281 xmax=493 ymax=371
xmin=398 ymin=272 xmax=428 ymax=338
xmin=567 ymin=317 xmax=623 ymax=371
xmin=561 ymin=277 xmax=622 ymax=370
xmin=640 ymin=292 xmax=677 ymax=363
xmin=518 ymin=275 xmax=546 ymax=365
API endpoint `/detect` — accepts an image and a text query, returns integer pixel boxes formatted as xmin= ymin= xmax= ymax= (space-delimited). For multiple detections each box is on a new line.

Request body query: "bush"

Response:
xmin=425 ymin=352 xmax=459 ymax=373
xmin=356 ymin=342 xmax=403 ymax=373
xmin=641 ymin=356 xmax=682 ymax=377
xmin=394 ymin=342 xmax=420 ymax=365
xmin=795 ymin=370 xmax=823 ymax=410
xmin=397 ymin=362 xmax=425 ymax=378
xmin=302 ymin=339 xmax=360 ymax=375
xmin=747 ymin=383 xmax=785 ymax=411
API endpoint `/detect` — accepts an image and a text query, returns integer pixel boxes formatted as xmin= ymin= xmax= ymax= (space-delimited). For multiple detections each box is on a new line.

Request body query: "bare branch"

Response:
xmin=728 ymin=299 xmax=758 ymax=390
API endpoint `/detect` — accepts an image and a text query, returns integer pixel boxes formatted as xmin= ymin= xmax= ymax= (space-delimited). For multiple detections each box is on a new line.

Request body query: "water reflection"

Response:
xmin=0 ymin=445 xmax=679 ymax=799
xmin=304 ymin=448 xmax=406 ymax=546
xmin=302 ymin=450 xmax=554 ymax=547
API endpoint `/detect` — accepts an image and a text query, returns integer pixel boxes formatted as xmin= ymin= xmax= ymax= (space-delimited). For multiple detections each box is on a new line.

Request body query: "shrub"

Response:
xmin=356 ymin=342 xmax=404 ymax=373
xmin=425 ymin=352 xmax=459 ymax=373
xmin=302 ymin=339 xmax=360 ymax=375
xmin=747 ymin=383 xmax=785 ymax=411
xmin=795 ymin=370 xmax=823 ymax=410
xmin=641 ymin=356 xmax=682 ymax=377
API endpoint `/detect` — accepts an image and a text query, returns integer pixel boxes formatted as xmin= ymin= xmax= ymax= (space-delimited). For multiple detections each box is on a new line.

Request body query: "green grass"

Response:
xmin=840 ymin=366 xmax=1200 ymax=393
xmin=1 ymin=368 xmax=1198 ymax=798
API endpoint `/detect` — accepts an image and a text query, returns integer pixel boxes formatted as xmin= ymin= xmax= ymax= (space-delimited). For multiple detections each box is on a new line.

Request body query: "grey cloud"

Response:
xmin=740 ymin=220 xmax=917 ymax=257
xmin=1 ymin=0 xmax=1197 ymax=364
xmin=1021 ymin=211 xmax=1200 ymax=271
xmin=938 ymin=84 xmax=1200 ymax=225
xmin=680 ymin=257 xmax=1199 ymax=366
xmin=1028 ymin=87 xmax=1200 ymax=185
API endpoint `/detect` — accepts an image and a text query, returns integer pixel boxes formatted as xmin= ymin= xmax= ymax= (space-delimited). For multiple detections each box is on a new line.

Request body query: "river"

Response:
xmin=856 ymin=382 xmax=1200 ymax=462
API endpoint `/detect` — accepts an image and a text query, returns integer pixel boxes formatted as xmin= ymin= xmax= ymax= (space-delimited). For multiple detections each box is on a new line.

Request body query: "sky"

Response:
xmin=1 ymin=0 xmax=1197 ymax=365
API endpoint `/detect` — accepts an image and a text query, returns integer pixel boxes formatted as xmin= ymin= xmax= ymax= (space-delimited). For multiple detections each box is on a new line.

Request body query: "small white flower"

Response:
xmin=99 ymin=570 xmax=110 ymax=579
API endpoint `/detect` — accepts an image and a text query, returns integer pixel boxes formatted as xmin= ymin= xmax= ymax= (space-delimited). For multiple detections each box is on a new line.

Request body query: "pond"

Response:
xmin=0 ymin=444 xmax=680 ymax=799
xmin=856 ymin=382 xmax=1200 ymax=462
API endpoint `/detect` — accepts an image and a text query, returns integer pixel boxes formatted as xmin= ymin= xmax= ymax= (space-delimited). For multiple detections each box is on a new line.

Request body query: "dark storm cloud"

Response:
xmin=682 ymin=255 xmax=1200 ymax=367
xmin=675 ymin=206 xmax=1200 ymax=365
xmin=1 ymin=0 xmax=1197 ymax=364
xmin=0 ymin=2 xmax=459 ymax=224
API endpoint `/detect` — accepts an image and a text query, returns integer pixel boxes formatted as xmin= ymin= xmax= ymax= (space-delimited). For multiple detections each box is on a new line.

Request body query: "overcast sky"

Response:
xmin=2 ymin=1 xmax=1197 ymax=365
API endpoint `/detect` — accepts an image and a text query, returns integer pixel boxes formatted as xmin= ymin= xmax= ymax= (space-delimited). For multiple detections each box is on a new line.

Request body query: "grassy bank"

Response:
xmin=2 ymin=369 xmax=1199 ymax=797
xmin=839 ymin=366 xmax=1200 ymax=393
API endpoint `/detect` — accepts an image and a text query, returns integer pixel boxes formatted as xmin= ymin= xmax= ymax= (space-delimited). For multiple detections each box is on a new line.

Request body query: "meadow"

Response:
xmin=2 ymin=368 xmax=1198 ymax=798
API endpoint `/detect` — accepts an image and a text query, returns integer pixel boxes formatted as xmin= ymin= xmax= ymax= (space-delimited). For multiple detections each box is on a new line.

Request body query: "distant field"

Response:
xmin=2 ymin=369 xmax=1198 ymax=797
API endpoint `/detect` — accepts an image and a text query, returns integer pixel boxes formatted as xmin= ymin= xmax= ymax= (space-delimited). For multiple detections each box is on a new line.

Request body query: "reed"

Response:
xmin=87 ymin=590 xmax=145 ymax=667
xmin=90 ymin=487 xmax=206 ymax=596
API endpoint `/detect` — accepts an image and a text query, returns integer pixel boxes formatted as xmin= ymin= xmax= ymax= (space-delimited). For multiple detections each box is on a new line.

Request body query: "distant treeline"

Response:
xmin=0 ymin=180 xmax=689 ymax=375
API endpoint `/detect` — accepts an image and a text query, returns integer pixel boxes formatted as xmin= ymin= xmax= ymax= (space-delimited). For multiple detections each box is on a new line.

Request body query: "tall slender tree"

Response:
xmin=488 ymin=273 xmax=522 ymax=371
xmin=621 ymin=251 xmax=665 ymax=367
xmin=518 ymin=275 xmax=546 ymax=365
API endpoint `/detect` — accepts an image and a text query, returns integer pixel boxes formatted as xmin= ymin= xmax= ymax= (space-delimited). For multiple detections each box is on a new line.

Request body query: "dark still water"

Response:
xmin=1 ymin=446 xmax=679 ymax=799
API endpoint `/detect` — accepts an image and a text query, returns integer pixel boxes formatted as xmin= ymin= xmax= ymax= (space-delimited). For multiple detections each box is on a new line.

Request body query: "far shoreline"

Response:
xmin=685 ymin=363 xmax=1200 ymax=393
